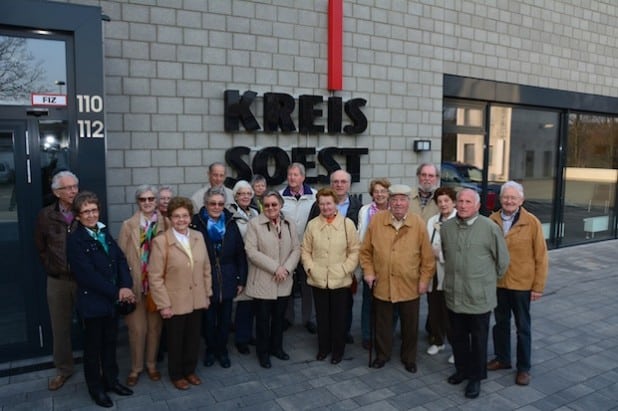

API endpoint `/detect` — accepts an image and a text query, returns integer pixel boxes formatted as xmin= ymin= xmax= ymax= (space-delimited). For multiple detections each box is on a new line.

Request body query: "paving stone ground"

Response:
xmin=1 ymin=239 xmax=617 ymax=410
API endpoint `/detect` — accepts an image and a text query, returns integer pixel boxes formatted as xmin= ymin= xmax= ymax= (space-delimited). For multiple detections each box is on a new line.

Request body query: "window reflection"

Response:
xmin=39 ymin=120 xmax=70 ymax=206
xmin=562 ymin=114 xmax=617 ymax=244
xmin=0 ymin=131 xmax=17 ymax=220
xmin=0 ymin=34 xmax=67 ymax=106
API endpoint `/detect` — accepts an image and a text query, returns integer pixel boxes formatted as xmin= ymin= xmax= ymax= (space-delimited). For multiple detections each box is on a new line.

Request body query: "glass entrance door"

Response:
xmin=0 ymin=118 xmax=76 ymax=362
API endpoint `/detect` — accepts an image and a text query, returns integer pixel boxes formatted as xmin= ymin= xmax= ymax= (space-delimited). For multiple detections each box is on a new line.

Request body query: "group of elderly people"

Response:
xmin=57 ymin=163 xmax=547 ymax=405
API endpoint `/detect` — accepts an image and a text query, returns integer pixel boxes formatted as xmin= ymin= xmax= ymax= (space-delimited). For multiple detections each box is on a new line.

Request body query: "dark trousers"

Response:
xmin=427 ymin=290 xmax=451 ymax=346
xmin=345 ymin=287 xmax=354 ymax=335
xmin=254 ymin=296 xmax=288 ymax=359
xmin=235 ymin=300 xmax=255 ymax=344
xmin=362 ymin=282 xmax=400 ymax=343
xmin=448 ymin=310 xmax=490 ymax=381
xmin=166 ymin=309 xmax=201 ymax=381
xmin=203 ymin=297 xmax=233 ymax=356
xmin=312 ymin=286 xmax=348 ymax=358
xmin=374 ymin=298 xmax=419 ymax=365
xmin=493 ymin=288 xmax=532 ymax=372
xmin=82 ymin=315 xmax=119 ymax=393
xmin=285 ymin=264 xmax=313 ymax=324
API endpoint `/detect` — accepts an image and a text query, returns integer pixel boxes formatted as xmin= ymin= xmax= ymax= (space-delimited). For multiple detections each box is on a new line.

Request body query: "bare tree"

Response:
xmin=0 ymin=36 xmax=45 ymax=100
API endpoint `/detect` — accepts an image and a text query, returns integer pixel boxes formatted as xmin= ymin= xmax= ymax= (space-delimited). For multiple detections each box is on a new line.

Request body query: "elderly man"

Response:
xmin=441 ymin=188 xmax=510 ymax=399
xmin=280 ymin=162 xmax=318 ymax=334
xmin=410 ymin=163 xmax=440 ymax=221
xmin=360 ymin=184 xmax=435 ymax=373
xmin=34 ymin=170 xmax=80 ymax=391
xmin=191 ymin=162 xmax=234 ymax=209
xmin=157 ymin=185 xmax=174 ymax=217
xmin=488 ymin=181 xmax=548 ymax=386
xmin=308 ymin=169 xmax=362 ymax=343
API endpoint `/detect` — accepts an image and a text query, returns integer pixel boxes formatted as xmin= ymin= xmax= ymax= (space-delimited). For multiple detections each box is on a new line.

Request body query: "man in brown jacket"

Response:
xmin=488 ymin=181 xmax=548 ymax=386
xmin=360 ymin=184 xmax=435 ymax=373
xmin=34 ymin=170 xmax=79 ymax=391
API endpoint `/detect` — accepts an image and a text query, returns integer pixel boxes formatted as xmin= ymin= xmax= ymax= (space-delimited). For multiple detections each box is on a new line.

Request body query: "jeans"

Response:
xmin=492 ymin=288 xmax=532 ymax=372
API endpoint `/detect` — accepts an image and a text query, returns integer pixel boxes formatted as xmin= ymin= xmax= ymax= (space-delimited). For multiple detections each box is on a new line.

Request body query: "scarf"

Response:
xmin=203 ymin=208 xmax=226 ymax=254
xmin=85 ymin=222 xmax=109 ymax=254
xmin=140 ymin=213 xmax=158 ymax=294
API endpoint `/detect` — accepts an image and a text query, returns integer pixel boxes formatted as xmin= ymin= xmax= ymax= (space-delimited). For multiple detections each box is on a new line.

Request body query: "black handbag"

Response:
xmin=115 ymin=300 xmax=136 ymax=316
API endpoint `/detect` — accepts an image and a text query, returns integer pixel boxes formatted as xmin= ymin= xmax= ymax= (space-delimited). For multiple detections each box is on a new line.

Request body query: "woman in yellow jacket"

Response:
xmin=301 ymin=188 xmax=360 ymax=364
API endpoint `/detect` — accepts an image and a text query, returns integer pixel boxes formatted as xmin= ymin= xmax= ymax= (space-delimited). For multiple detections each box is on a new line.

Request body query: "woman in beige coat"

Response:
xmin=301 ymin=188 xmax=360 ymax=364
xmin=244 ymin=191 xmax=300 ymax=369
xmin=148 ymin=197 xmax=212 ymax=390
xmin=118 ymin=185 xmax=167 ymax=386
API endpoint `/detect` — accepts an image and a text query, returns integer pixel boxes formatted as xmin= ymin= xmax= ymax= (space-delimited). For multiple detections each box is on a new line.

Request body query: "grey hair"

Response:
xmin=500 ymin=181 xmax=525 ymax=199
xmin=251 ymin=174 xmax=266 ymax=185
xmin=51 ymin=171 xmax=79 ymax=189
xmin=288 ymin=162 xmax=306 ymax=176
xmin=233 ymin=180 xmax=254 ymax=198
xmin=330 ymin=169 xmax=351 ymax=184
xmin=208 ymin=162 xmax=226 ymax=173
xmin=158 ymin=185 xmax=174 ymax=196
xmin=263 ymin=190 xmax=284 ymax=207
xmin=134 ymin=184 xmax=158 ymax=203
xmin=456 ymin=188 xmax=480 ymax=204
xmin=204 ymin=187 xmax=227 ymax=205
xmin=416 ymin=163 xmax=440 ymax=178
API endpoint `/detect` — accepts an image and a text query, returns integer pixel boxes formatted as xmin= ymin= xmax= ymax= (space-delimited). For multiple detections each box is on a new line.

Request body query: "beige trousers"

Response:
xmin=124 ymin=298 xmax=163 ymax=374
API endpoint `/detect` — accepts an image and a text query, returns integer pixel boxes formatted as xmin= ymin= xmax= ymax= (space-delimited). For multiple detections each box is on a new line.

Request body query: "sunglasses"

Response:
xmin=138 ymin=197 xmax=156 ymax=202
xmin=208 ymin=202 xmax=225 ymax=207
xmin=263 ymin=203 xmax=280 ymax=209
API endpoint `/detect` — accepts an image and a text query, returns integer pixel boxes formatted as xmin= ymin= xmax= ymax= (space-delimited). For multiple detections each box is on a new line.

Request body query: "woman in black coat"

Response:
xmin=191 ymin=187 xmax=247 ymax=368
xmin=67 ymin=191 xmax=135 ymax=408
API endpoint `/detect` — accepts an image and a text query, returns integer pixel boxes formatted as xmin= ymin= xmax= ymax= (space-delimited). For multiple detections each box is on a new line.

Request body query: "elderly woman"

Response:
xmin=245 ymin=190 xmax=300 ymax=368
xmin=191 ymin=187 xmax=247 ymax=368
xmin=425 ymin=187 xmax=457 ymax=362
xmin=157 ymin=185 xmax=174 ymax=216
xmin=250 ymin=174 xmax=267 ymax=212
xmin=301 ymin=187 xmax=360 ymax=364
xmin=229 ymin=180 xmax=259 ymax=354
xmin=118 ymin=185 xmax=166 ymax=387
xmin=357 ymin=178 xmax=391 ymax=349
xmin=148 ymin=197 xmax=212 ymax=390
xmin=67 ymin=191 xmax=135 ymax=408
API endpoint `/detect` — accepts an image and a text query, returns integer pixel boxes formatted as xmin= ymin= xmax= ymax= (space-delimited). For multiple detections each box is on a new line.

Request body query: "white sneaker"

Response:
xmin=426 ymin=344 xmax=445 ymax=355
xmin=448 ymin=354 xmax=455 ymax=364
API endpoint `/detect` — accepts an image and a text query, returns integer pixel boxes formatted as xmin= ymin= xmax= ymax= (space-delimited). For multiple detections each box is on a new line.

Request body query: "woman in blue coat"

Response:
xmin=67 ymin=191 xmax=135 ymax=408
xmin=191 ymin=187 xmax=247 ymax=368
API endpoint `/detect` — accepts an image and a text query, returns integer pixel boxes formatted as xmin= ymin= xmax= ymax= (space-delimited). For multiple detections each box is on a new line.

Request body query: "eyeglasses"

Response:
xmin=138 ymin=196 xmax=156 ymax=202
xmin=236 ymin=192 xmax=253 ymax=197
xmin=80 ymin=208 xmax=99 ymax=216
xmin=57 ymin=184 xmax=78 ymax=191
xmin=207 ymin=202 xmax=225 ymax=207
xmin=263 ymin=203 xmax=280 ymax=209
xmin=171 ymin=213 xmax=190 ymax=219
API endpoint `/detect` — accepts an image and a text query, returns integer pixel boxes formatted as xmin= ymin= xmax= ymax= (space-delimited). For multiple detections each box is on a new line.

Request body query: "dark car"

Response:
xmin=440 ymin=161 xmax=501 ymax=212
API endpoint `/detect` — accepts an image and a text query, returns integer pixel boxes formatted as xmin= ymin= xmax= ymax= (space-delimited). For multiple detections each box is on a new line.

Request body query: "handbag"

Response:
xmin=116 ymin=300 xmax=136 ymax=316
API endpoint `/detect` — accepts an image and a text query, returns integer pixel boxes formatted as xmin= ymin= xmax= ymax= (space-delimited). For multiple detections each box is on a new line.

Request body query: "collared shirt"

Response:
xmin=337 ymin=196 xmax=350 ymax=217
xmin=390 ymin=213 xmax=407 ymax=231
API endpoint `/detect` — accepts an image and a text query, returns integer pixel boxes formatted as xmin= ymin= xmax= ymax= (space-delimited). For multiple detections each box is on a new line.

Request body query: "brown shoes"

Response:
xmin=516 ymin=371 xmax=531 ymax=386
xmin=172 ymin=378 xmax=190 ymax=390
xmin=185 ymin=373 xmax=202 ymax=385
xmin=126 ymin=372 xmax=139 ymax=387
xmin=48 ymin=374 xmax=70 ymax=391
xmin=147 ymin=369 xmax=161 ymax=381
xmin=487 ymin=359 xmax=512 ymax=371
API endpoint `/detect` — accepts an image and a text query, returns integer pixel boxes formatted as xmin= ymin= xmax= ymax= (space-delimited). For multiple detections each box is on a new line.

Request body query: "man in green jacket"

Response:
xmin=441 ymin=189 xmax=509 ymax=399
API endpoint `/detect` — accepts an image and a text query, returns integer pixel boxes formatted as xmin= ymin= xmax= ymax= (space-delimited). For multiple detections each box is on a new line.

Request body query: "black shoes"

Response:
xmin=259 ymin=355 xmax=271 ymax=369
xmin=316 ymin=352 xmax=329 ymax=361
xmin=465 ymin=380 xmax=481 ymax=398
xmin=219 ymin=354 xmax=231 ymax=368
xmin=305 ymin=321 xmax=317 ymax=334
xmin=236 ymin=343 xmax=250 ymax=355
xmin=105 ymin=381 xmax=133 ymax=396
xmin=345 ymin=334 xmax=354 ymax=344
xmin=447 ymin=372 xmax=467 ymax=385
xmin=203 ymin=353 xmax=215 ymax=367
xmin=89 ymin=390 xmax=113 ymax=408
xmin=371 ymin=359 xmax=385 ymax=369
xmin=271 ymin=350 xmax=290 ymax=361
xmin=331 ymin=357 xmax=342 ymax=365
xmin=404 ymin=363 xmax=417 ymax=373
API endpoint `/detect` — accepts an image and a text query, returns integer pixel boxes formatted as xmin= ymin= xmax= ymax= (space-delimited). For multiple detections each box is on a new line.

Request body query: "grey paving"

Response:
xmin=1 ymin=240 xmax=617 ymax=410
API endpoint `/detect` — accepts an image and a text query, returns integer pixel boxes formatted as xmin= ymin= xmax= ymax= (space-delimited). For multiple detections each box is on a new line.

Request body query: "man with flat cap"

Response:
xmin=360 ymin=184 xmax=435 ymax=373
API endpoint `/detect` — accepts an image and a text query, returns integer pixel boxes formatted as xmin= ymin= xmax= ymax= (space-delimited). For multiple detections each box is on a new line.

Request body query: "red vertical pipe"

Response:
xmin=328 ymin=0 xmax=343 ymax=91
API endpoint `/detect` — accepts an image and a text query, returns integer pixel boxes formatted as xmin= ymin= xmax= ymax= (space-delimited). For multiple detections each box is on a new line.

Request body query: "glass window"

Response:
xmin=489 ymin=106 xmax=560 ymax=243
xmin=0 ymin=34 xmax=67 ymax=106
xmin=562 ymin=113 xmax=617 ymax=244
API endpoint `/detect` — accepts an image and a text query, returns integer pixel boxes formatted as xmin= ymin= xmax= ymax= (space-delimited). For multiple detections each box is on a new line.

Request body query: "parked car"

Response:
xmin=440 ymin=161 xmax=501 ymax=212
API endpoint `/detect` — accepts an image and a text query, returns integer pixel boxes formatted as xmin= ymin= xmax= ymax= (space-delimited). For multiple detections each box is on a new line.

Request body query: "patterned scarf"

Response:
xmin=140 ymin=213 xmax=158 ymax=294
xmin=86 ymin=222 xmax=109 ymax=254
